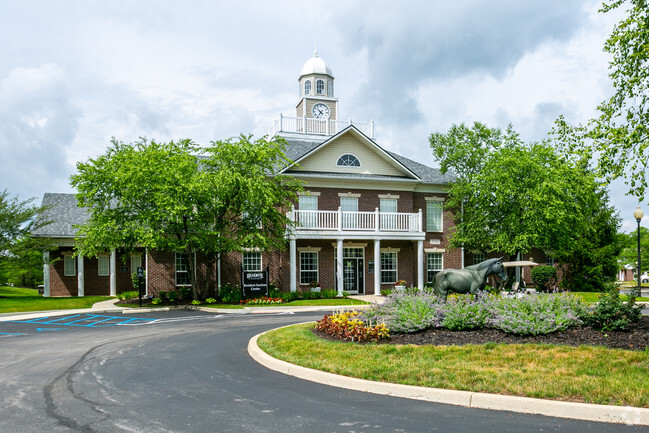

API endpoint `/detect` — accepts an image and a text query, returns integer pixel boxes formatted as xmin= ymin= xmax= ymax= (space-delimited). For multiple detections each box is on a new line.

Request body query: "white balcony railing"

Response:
xmin=289 ymin=208 xmax=422 ymax=232
xmin=268 ymin=114 xmax=374 ymax=138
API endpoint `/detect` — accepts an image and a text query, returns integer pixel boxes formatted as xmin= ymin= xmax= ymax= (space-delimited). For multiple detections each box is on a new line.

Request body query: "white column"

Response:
xmin=145 ymin=249 xmax=149 ymax=296
xmin=336 ymin=238 xmax=344 ymax=297
xmin=110 ymin=249 xmax=117 ymax=296
xmin=374 ymin=239 xmax=381 ymax=295
xmin=289 ymin=237 xmax=297 ymax=293
xmin=77 ymin=255 xmax=84 ymax=297
xmin=417 ymin=240 xmax=424 ymax=290
xmin=217 ymin=252 xmax=221 ymax=290
xmin=43 ymin=250 xmax=50 ymax=297
xmin=374 ymin=208 xmax=380 ymax=232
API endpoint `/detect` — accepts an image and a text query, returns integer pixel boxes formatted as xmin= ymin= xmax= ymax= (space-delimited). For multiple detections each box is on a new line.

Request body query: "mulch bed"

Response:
xmin=314 ymin=316 xmax=649 ymax=351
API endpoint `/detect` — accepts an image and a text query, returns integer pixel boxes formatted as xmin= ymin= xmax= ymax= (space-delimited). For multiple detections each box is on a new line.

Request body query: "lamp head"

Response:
xmin=634 ymin=206 xmax=644 ymax=222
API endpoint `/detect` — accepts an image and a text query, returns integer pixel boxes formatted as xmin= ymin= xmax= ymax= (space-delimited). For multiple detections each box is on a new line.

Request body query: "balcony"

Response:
xmin=268 ymin=114 xmax=374 ymax=138
xmin=288 ymin=208 xmax=423 ymax=238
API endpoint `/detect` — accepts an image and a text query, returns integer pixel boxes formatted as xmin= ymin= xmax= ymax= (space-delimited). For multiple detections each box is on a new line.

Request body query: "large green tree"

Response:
xmin=430 ymin=123 xmax=620 ymax=284
xmin=0 ymin=190 xmax=48 ymax=287
xmin=71 ymin=135 xmax=302 ymax=300
xmin=554 ymin=0 xmax=649 ymax=200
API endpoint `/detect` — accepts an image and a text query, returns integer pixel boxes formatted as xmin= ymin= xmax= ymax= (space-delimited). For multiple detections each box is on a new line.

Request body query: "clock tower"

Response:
xmin=296 ymin=51 xmax=338 ymax=121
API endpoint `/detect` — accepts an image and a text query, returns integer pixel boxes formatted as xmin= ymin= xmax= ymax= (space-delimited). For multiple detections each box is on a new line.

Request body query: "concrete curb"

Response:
xmin=248 ymin=327 xmax=649 ymax=426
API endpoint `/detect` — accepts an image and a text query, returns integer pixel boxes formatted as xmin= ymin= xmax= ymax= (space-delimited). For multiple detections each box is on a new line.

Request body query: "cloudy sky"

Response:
xmin=0 ymin=0 xmax=644 ymax=231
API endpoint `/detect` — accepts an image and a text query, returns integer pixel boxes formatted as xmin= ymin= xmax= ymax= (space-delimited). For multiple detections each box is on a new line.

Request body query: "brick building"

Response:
xmin=33 ymin=52 xmax=542 ymax=297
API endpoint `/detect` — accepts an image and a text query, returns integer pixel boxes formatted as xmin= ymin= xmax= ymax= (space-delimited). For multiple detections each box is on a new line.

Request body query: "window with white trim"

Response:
xmin=380 ymin=252 xmax=397 ymax=284
xmin=473 ymin=252 xmax=485 ymax=265
xmin=299 ymin=195 xmax=318 ymax=228
xmin=300 ymin=251 xmax=318 ymax=285
xmin=131 ymin=254 xmax=142 ymax=273
xmin=242 ymin=251 xmax=262 ymax=272
xmin=175 ymin=253 xmax=194 ymax=286
xmin=98 ymin=255 xmax=110 ymax=276
xmin=340 ymin=197 xmax=359 ymax=229
xmin=380 ymin=198 xmax=398 ymax=230
xmin=316 ymin=79 xmax=324 ymax=94
xmin=64 ymin=255 xmax=76 ymax=277
xmin=336 ymin=154 xmax=360 ymax=167
xmin=304 ymin=79 xmax=311 ymax=95
xmin=427 ymin=253 xmax=443 ymax=284
xmin=426 ymin=201 xmax=443 ymax=232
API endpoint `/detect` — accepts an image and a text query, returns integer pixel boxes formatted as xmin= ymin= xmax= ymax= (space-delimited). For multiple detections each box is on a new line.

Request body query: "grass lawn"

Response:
xmin=258 ymin=323 xmax=649 ymax=408
xmin=571 ymin=291 xmax=649 ymax=303
xmin=0 ymin=286 xmax=112 ymax=314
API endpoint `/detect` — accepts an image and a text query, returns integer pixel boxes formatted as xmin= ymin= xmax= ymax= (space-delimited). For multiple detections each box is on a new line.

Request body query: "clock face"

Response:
xmin=312 ymin=103 xmax=330 ymax=119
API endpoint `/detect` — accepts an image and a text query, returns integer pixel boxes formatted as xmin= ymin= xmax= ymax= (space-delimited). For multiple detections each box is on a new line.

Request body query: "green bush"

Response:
xmin=442 ymin=294 xmax=491 ymax=330
xmin=531 ymin=266 xmax=558 ymax=292
xmin=279 ymin=291 xmax=299 ymax=302
xmin=177 ymin=285 xmax=192 ymax=300
xmin=218 ymin=284 xmax=242 ymax=304
xmin=269 ymin=289 xmax=282 ymax=298
xmin=586 ymin=285 xmax=642 ymax=331
xmin=301 ymin=291 xmax=322 ymax=300
xmin=321 ymin=289 xmax=337 ymax=299
xmin=488 ymin=293 xmax=587 ymax=335
xmin=118 ymin=290 xmax=139 ymax=301
xmin=158 ymin=291 xmax=168 ymax=302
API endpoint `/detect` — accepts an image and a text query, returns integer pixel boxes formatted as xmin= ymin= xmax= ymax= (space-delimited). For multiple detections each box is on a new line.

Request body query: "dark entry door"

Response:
xmin=343 ymin=258 xmax=364 ymax=294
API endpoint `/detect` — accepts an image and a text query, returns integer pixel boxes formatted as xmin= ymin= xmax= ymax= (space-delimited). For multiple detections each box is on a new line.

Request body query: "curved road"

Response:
xmin=0 ymin=310 xmax=647 ymax=433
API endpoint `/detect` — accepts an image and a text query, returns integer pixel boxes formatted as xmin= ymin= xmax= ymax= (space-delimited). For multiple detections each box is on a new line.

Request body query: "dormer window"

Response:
xmin=316 ymin=79 xmax=325 ymax=95
xmin=304 ymin=80 xmax=311 ymax=95
xmin=336 ymin=154 xmax=360 ymax=167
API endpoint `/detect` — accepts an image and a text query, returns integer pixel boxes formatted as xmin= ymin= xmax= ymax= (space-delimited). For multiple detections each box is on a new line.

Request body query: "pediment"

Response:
xmin=284 ymin=127 xmax=419 ymax=179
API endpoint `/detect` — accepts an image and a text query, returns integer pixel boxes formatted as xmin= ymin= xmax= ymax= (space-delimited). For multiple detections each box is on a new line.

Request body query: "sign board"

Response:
xmin=242 ymin=269 xmax=269 ymax=298
xmin=120 ymin=266 xmax=129 ymax=272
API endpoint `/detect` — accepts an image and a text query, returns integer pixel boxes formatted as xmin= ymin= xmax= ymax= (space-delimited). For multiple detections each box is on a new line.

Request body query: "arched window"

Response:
xmin=336 ymin=154 xmax=361 ymax=167
xmin=304 ymin=80 xmax=311 ymax=95
xmin=316 ymin=79 xmax=325 ymax=95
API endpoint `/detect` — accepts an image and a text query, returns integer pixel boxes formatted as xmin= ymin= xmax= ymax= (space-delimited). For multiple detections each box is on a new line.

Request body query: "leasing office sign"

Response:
xmin=241 ymin=268 xmax=269 ymax=298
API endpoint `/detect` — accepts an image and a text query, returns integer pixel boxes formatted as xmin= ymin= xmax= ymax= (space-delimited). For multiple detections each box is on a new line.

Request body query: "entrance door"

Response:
xmin=336 ymin=247 xmax=365 ymax=294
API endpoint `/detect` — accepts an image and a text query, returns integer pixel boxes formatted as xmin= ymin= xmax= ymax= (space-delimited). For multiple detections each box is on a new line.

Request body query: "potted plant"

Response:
xmin=394 ymin=279 xmax=406 ymax=293
xmin=310 ymin=280 xmax=321 ymax=293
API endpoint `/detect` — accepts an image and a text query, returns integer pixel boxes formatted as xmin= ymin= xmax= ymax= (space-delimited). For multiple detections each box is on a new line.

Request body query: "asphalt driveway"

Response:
xmin=0 ymin=310 xmax=647 ymax=433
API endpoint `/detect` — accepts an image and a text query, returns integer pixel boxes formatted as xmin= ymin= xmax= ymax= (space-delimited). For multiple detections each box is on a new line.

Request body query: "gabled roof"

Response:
xmin=279 ymin=125 xmax=455 ymax=185
xmin=32 ymin=193 xmax=88 ymax=238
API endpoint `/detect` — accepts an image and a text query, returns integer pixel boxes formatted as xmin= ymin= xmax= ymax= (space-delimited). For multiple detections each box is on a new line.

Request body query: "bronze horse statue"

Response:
xmin=432 ymin=257 xmax=508 ymax=301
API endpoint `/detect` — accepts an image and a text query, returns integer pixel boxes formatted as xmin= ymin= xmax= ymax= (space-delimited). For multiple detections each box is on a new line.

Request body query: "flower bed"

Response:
xmin=315 ymin=311 xmax=389 ymax=342
xmin=359 ymin=290 xmax=624 ymax=336
xmin=240 ymin=296 xmax=283 ymax=305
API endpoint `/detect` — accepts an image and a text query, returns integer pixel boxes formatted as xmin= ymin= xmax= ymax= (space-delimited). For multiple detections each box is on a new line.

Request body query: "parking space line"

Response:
xmin=8 ymin=314 xmax=158 ymax=328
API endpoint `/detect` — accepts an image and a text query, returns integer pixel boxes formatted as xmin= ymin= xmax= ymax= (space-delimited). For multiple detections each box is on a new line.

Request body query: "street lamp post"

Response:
xmin=634 ymin=206 xmax=643 ymax=297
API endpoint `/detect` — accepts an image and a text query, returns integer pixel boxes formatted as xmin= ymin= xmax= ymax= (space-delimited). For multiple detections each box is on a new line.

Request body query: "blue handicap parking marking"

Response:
xmin=10 ymin=314 xmax=158 ymax=328
xmin=36 ymin=328 xmax=62 ymax=332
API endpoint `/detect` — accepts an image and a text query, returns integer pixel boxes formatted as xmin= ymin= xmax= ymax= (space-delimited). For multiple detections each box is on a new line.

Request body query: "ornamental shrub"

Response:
xmin=531 ymin=265 xmax=558 ymax=292
xmin=488 ymin=293 xmax=586 ymax=335
xmin=586 ymin=285 xmax=641 ymax=331
xmin=321 ymin=289 xmax=337 ymax=299
xmin=218 ymin=284 xmax=241 ymax=304
xmin=441 ymin=294 xmax=492 ymax=331
xmin=361 ymin=291 xmax=443 ymax=334
xmin=118 ymin=290 xmax=139 ymax=301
